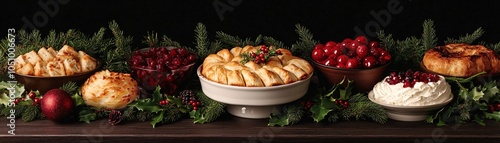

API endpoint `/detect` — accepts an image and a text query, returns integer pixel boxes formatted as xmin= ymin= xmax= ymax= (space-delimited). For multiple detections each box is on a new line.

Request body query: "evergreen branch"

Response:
xmin=376 ymin=30 xmax=396 ymax=50
xmin=161 ymin=35 xmax=183 ymax=48
xmin=143 ymin=31 xmax=159 ymax=47
xmin=263 ymin=36 xmax=287 ymax=49
xmin=60 ymin=81 xmax=78 ymax=95
xmin=445 ymin=27 xmax=484 ymax=44
xmin=291 ymin=24 xmax=318 ymax=61
xmin=339 ymin=94 xmax=387 ymax=123
xmin=195 ymin=23 xmax=211 ymax=59
xmin=487 ymin=42 xmax=500 ymax=54
xmin=421 ymin=19 xmax=437 ymax=49
xmin=215 ymin=31 xmax=243 ymax=47
xmin=21 ymin=105 xmax=42 ymax=122
xmin=107 ymin=20 xmax=133 ymax=73
xmin=193 ymin=89 xmax=225 ymax=123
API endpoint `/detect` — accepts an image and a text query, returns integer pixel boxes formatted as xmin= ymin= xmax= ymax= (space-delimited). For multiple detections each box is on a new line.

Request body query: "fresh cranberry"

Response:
xmin=346 ymin=58 xmax=359 ymax=69
xmin=354 ymin=36 xmax=368 ymax=45
xmin=325 ymin=41 xmax=336 ymax=48
xmin=356 ymin=45 xmax=369 ymax=58
xmin=322 ymin=57 xmax=337 ymax=67
xmin=336 ymin=55 xmax=349 ymax=64
xmin=370 ymin=47 xmax=380 ymax=57
xmin=323 ymin=46 xmax=333 ymax=56
xmin=369 ymin=41 xmax=381 ymax=49
xmin=336 ymin=63 xmax=346 ymax=68
xmin=363 ymin=56 xmax=378 ymax=68
xmin=311 ymin=48 xmax=327 ymax=62
xmin=314 ymin=43 xmax=325 ymax=50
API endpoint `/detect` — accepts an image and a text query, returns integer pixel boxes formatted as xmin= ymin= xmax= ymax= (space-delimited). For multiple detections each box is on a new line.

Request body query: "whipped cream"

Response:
xmin=371 ymin=75 xmax=452 ymax=106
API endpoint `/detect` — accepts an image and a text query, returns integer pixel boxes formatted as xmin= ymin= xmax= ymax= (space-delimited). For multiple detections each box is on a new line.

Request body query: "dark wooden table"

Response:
xmin=1 ymin=114 xmax=499 ymax=143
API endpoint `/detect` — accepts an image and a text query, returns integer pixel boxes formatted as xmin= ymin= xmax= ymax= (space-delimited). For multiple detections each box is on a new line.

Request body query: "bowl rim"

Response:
xmin=128 ymin=46 xmax=198 ymax=71
xmin=312 ymin=60 xmax=391 ymax=71
xmin=368 ymin=91 xmax=453 ymax=109
xmin=196 ymin=65 xmax=313 ymax=90
xmin=14 ymin=60 xmax=102 ymax=78
xmin=419 ymin=61 xmax=500 ymax=78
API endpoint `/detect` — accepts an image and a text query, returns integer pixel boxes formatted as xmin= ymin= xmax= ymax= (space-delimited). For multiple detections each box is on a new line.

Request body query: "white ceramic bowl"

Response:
xmin=368 ymin=91 xmax=453 ymax=121
xmin=197 ymin=65 xmax=312 ymax=118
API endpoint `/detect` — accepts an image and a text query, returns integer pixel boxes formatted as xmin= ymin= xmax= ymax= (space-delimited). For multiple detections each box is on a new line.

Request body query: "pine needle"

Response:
xmin=445 ymin=27 xmax=484 ymax=44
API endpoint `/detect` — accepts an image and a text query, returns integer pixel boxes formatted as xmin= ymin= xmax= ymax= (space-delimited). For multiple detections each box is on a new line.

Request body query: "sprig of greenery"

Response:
xmin=291 ymin=24 xmax=318 ymax=61
xmin=105 ymin=20 xmax=133 ymax=73
xmin=191 ymin=88 xmax=226 ymax=124
xmin=445 ymin=27 xmax=484 ymax=44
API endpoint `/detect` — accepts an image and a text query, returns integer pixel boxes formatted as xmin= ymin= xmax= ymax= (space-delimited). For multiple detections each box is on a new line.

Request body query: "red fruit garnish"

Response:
xmin=311 ymin=48 xmax=327 ymax=62
xmin=323 ymin=57 xmax=337 ymax=67
xmin=369 ymin=41 xmax=381 ymax=49
xmin=325 ymin=41 xmax=336 ymax=48
xmin=354 ymin=36 xmax=368 ymax=45
xmin=314 ymin=43 xmax=325 ymax=50
xmin=363 ymin=56 xmax=378 ymax=68
xmin=323 ymin=46 xmax=333 ymax=56
xmin=356 ymin=45 xmax=369 ymax=58
xmin=346 ymin=58 xmax=359 ymax=69
xmin=336 ymin=55 xmax=349 ymax=64
xmin=336 ymin=63 xmax=346 ymax=68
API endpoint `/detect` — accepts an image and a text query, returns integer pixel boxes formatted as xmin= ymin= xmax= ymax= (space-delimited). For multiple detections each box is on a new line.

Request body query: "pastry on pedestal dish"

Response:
xmin=422 ymin=43 xmax=500 ymax=77
xmin=201 ymin=45 xmax=313 ymax=87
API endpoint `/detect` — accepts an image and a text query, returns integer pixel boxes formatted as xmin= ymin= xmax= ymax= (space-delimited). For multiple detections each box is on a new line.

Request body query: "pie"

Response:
xmin=422 ymin=43 xmax=500 ymax=77
xmin=201 ymin=45 xmax=313 ymax=87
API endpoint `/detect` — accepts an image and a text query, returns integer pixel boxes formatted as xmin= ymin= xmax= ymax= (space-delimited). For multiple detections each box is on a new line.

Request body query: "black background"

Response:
xmin=2 ymin=0 xmax=500 ymax=48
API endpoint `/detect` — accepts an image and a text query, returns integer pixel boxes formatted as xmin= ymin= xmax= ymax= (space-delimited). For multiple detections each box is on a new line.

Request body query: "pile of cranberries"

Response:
xmin=311 ymin=36 xmax=391 ymax=69
xmin=129 ymin=47 xmax=197 ymax=94
xmin=385 ymin=70 xmax=440 ymax=88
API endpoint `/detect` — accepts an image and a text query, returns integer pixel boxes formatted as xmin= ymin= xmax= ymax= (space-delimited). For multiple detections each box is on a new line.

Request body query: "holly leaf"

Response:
xmin=150 ymin=111 xmax=165 ymax=128
xmin=268 ymin=113 xmax=290 ymax=127
xmin=79 ymin=109 xmax=97 ymax=123
xmin=482 ymin=81 xmax=499 ymax=102
xmin=470 ymin=87 xmax=485 ymax=101
xmin=71 ymin=92 xmax=85 ymax=107
xmin=128 ymin=99 xmax=163 ymax=113
xmin=458 ymin=87 xmax=470 ymax=101
xmin=473 ymin=114 xmax=486 ymax=126
xmin=310 ymin=97 xmax=334 ymax=122
xmin=190 ymin=110 xmax=208 ymax=124
xmin=151 ymin=86 xmax=162 ymax=104
xmin=0 ymin=81 xmax=25 ymax=106
xmin=484 ymin=111 xmax=500 ymax=122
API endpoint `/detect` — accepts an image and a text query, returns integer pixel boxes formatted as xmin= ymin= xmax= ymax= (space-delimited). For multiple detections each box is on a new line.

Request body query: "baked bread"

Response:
xmin=81 ymin=70 xmax=139 ymax=109
xmin=14 ymin=45 xmax=97 ymax=77
xmin=201 ymin=45 xmax=313 ymax=87
xmin=422 ymin=43 xmax=500 ymax=77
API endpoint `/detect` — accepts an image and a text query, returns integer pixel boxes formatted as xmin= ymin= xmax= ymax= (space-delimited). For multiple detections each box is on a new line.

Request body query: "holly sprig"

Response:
xmin=240 ymin=45 xmax=283 ymax=64
xmin=268 ymin=77 xmax=387 ymax=126
xmin=427 ymin=72 xmax=500 ymax=126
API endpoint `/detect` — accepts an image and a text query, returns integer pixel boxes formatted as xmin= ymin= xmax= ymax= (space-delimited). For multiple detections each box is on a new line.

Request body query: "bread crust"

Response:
xmin=423 ymin=43 xmax=500 ymax=77
xmin=202 ymin=46 xmax=313 ymax=87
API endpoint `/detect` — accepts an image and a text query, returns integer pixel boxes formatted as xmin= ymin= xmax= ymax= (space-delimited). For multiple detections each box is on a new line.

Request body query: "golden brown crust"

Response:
xmin=423 ymin=43 xmax=500 ymax=77
xmin=201 ymin=45 xmax=313 ymax=87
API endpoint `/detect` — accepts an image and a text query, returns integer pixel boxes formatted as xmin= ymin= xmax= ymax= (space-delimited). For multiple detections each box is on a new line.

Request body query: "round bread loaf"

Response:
xmin=422 ymin=43 xmax=500 ymax=77
xmin=81 ymin=70 xmax=139 ymax=109
xmin=201 ymin=45 xmax=313 ymax=87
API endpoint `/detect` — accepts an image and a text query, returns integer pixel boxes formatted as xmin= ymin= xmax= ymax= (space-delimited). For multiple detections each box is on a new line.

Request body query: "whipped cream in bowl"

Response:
xmin=368 ymin=75 xmax=453 ymax=121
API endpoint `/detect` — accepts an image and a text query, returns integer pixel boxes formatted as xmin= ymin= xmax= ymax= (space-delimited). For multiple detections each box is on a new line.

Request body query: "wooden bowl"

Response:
xmin=313 ymin=61 xmax=390 ymax=93
xmin=14 ymin=61 xmax=101 ymax=94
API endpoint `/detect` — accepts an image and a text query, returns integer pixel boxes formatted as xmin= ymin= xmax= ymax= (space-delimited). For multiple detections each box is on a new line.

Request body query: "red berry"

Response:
xmin=311 ymin=48 xmax=327 ymax=62
xmin=177 ymin=48 xmax=190 ymax=56
xmin=349 ymin=41 xmax=361 ymax=51
xmin=343 ymin=38 xmax=352 ymax=43
xmin=356 ymin=45 xmax=369 ymax=58
xmin=28 ymin=91 xmax=36 ymax=99
xmin=346 ymin=58 xmax=359 ymax=69
xmin=369 ymin=41 xmax=381 ymax=49
xmin=497 ymin=104 xmax=500 ymax=111
xmin=403 ymin=82 xmax=411 ymax=88
xmin=323 ymin=46 xmax=333 ymax=56
xmin=276 ymin=50 xmax=282 ymax=55
xmin=322 ymin=57 xmax=337 ymax=67
xmin=363 ymin=56 xmax=378 ymax=68
xmin=325 ymin=41 xmax=336 ymax=47
xmin=369 ymin=47 xmax=380 ymax=57
xmin=354 ymin=36 xmax=368 ymax=45
xmin=193 ymin=106 xmax=198 ymax=110
xmin=314 ymin=43 xmax=325 ymax=50
xmin=342 ymin=103 xmax=349 ymax=109
xmin=169 ymin=49 xmax=179 ymax=57
xmin=336 ymin=63 xmax=346 ymax=68
xmin=331 ymin=46 xmax=343 ymax=57
xmin=336 ymin=55 xmax=349 ymax=64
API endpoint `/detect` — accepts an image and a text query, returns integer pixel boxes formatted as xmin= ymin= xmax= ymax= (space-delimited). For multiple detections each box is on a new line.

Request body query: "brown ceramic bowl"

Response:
xmin=14 ymin=61 xmax=102 ymax=94
xmin=419 ymin=62 xmax=500 ymax=82
xmin=313 ymin=61 xmax=390 ymax=93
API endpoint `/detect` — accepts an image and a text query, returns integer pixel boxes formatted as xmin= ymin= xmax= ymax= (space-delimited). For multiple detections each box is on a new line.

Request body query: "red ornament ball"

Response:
xmin=41 ymin=89 xmax=74 ymax=122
